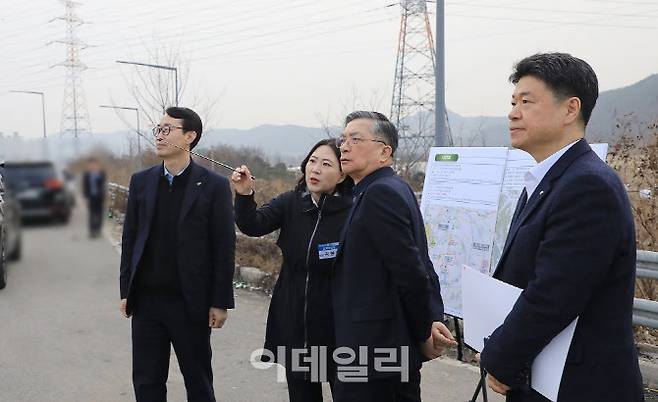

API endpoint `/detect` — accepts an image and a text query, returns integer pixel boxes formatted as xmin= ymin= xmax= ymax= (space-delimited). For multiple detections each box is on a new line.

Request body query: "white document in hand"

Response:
xmin=461 ymin=266 xmax=578 ymax=402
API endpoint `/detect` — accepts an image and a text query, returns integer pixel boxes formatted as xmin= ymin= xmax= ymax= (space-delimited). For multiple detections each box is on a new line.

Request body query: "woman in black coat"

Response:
xmin=231 ymin=139 xmax=353 ymax=402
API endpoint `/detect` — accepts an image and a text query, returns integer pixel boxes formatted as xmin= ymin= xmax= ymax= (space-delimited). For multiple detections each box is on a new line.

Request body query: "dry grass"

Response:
xmin=234 ymin=177 xmax=297 ymax=278
xmin=609 ymin=124 xmax=658 ymax=345
xmin=236 ymin=235 xmax=282 ymax=275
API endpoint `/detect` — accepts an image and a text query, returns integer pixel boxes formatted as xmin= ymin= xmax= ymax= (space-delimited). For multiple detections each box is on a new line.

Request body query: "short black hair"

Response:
xmin=165 ymin=106 xmax=203 ymax=150
xmin=344 ymin=111 xmax=399 ymax=156
xmin=510 ymin=53 xmax=599 ymax=126
xmin=296 ymin=138 xmax=354 ymax=194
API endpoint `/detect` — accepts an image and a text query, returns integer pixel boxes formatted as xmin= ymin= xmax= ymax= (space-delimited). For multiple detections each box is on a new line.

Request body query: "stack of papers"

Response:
xmin=461 ymin=266 xmax=578 ymax=402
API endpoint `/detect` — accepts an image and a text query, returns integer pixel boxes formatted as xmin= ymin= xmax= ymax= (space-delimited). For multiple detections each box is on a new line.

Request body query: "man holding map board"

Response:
xmin=478 ymin=53 xmax=644 ymax=401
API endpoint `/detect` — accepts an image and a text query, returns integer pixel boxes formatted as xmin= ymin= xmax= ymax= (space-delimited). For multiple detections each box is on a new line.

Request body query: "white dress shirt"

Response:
xmin=524 ymin=140 xmax=579 ymax=199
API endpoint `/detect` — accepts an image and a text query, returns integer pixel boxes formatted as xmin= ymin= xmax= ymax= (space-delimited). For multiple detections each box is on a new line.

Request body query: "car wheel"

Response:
xmin=54 ymin=211 xmax=70 ymax=225
xmin=0 ymin=244 xmax=7 ymax=290
xmin=8 ymin=236 xmax=21 ymax=261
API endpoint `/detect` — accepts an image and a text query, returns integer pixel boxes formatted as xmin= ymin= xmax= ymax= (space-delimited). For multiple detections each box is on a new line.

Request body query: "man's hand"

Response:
xmin=487 ymin=373 xmax=511 ymax=395
xmin=119 ymin=299 xmax=131 ymax=318
xmin=420 ymin=335 xmax=443 ymax=360
xmin=431 ymin=321 xmax=458 ymax=349
xmin=474 ymin=353 xmax=510 ymax=394
xmin=209 ymin=308 xmax=228 ymax=329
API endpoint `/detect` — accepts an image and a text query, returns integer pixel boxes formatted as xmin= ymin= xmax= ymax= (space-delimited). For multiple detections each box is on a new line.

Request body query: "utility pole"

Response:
xmin=435 ymin=0 xmax=447 ymax=147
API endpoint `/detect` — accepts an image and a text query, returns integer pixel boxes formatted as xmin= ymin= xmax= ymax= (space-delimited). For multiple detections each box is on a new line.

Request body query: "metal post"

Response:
xmin=174 ymin=68 xmax=179 ymax=107
xmin=116 ymin=60 xmax=179 ymax=107
xmin=10 ymin=90 xmax=49 ymax=159
xmin=40 ymin=93 xmax=47 ymax=140
xmin=435 ymin=0 xmax=446 ymax=147
xmin=99 ymin=104 xmax=141 ymax=170
xmin=40 ymin=93 xmax=48 ymax=159
xmin=135 ymin=108 xmax=141 ymax=170
xmin=454 ymin=317 xmax=464 ymax=361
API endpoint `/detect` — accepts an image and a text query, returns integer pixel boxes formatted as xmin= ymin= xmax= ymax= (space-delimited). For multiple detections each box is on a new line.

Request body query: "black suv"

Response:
xmin=2 ymin=161 xmax=73 ymax=224
xmin=0 ymin=163 xmax=22 ymax=289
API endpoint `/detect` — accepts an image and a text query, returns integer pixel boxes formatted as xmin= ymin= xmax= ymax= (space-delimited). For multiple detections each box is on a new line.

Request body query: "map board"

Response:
xmin=419 ymin=147 xmax=508 ymax=318
xmin=421 ymin=144 xmax=609 ymax=318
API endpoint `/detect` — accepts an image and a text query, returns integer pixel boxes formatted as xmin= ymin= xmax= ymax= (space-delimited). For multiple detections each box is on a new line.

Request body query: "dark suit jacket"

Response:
xmin=82 ymin=170 xmax=106 ymax=202
xmin=480 ymin=139 xmax=643 ymax=402
xmin=333 ymin=167 xmax=444 ymax=377
xmin=119 ymin=159 xmax=236 ymax=322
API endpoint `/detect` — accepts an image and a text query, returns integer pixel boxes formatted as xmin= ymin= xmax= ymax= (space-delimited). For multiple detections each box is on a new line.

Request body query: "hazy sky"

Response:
xmin=2 ymin=0 xmax=658 ymax=139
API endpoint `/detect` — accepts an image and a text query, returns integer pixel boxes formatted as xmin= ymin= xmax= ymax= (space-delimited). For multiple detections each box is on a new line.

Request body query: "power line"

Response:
xmin=443 ymin=1 xmax=654 ymax=41
xmin=184 ymin=4 xmax=394 ymax=56
xmin=445 ymin=12 xmax=658 ymax=29
xmin=446 ymin=2 xmax=658 ymax=18
xmin=0 ymin=1 xmax=329 ymax=75
xmin=0 ymin=0 xmax=308 ymax=63
xmin=3 ymin=1 xmax=395 ymax=79
xmin=84 ymin=0 xmax=385 ymax=55
xmin=585 ymin=0 xmax=658 ymax=5
xmin=3 ymin=0 xmax=377 ymax=69
xmin=0 ymin=12 xmax=399 ymax=92
xmin=192 ymin=15 xmax=398 ymax=63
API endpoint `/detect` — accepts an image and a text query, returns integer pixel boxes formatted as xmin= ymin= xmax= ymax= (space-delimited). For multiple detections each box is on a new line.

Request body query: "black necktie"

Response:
xmin=511 ymin=187 xmax=528 ymax=227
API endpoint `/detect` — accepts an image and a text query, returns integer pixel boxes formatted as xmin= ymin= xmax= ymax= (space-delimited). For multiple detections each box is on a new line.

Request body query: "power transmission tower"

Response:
xmin=52 ymin=0 xmax=91 ymax=155
xmin=390 ymin=0 xmax=452 ymax=172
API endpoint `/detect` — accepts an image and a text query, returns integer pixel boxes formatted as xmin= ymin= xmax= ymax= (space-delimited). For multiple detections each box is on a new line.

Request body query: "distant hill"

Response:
xmin=448 ymin=74 xmax=658 ymax=147
xmin=587 ymin=74 xmax=658 ymax=144
xmin=201 ymin=124 xmax=333 ymax=164
xmin=2 ymin=74 xmax=656 ymax=163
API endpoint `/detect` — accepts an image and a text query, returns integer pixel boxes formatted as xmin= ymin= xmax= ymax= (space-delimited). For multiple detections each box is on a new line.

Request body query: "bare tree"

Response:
xmin=115 ymin=40 xmax=223 ymax=135
xmin=104 ymin=40 xmax=224 ymax=171
xmin=316 ymin=86 xmax=387 ymax=139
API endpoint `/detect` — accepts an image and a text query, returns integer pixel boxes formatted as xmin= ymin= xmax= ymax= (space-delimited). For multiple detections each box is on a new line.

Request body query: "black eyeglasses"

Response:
xmin=335 ymin=136 xmax=387 ymax=148
xmin=152 ymin=125 xmax=184 ymax=137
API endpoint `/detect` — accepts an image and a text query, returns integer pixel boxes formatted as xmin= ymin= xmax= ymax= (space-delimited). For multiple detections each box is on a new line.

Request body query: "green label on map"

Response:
xmin=435 ymin=154 xmax=459 ymax=162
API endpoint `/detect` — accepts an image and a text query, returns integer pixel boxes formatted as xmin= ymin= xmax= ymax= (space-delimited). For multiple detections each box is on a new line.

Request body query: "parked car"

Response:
xmin=2 ymin=161 xmax=73 ymax=224
xmin=0 ymin=163 xmax=23 ymax=289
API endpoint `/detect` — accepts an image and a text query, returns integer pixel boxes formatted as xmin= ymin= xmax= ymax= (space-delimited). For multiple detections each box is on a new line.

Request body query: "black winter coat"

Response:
xmin=235 ymin=190 xmax=352 ymax=377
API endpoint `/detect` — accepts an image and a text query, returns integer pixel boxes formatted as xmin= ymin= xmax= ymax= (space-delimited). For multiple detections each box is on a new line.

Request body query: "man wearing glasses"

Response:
xmin=119 ymin=107 xmax=235 ymax=402
xmin=331 ymin=111 xmax=456 ymax=402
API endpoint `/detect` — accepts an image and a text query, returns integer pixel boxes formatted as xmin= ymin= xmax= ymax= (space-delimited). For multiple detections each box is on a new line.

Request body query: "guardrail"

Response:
xmin=634 ymin=251 xmax=658 ymax=328
xmin=110 ymin=182 xmax=658 ymax=328
xmin=634 ymin=298 xmax=658 ymax=329
xmin=637 ymin=250 xmax=658 ymax=280
xmin=108 ymin=182 xmax=129 ymax=220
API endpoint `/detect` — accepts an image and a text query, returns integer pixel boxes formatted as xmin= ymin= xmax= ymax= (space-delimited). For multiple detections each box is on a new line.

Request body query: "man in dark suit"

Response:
xmin=480 ymin=53 xmax=644 ymax=401
xmin=82 ymin=157 xmax=106 ymax=238
xmin=119 ymin=107 xmax=236 ymax=402
xmin=332 ymin=111 xmax=456 ymax=402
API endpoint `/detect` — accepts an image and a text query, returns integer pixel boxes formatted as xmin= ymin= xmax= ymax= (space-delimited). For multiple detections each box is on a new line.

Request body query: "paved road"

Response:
xmin=0 ymin=205 xmax=502 ymax=402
